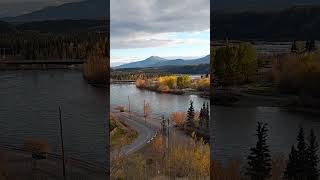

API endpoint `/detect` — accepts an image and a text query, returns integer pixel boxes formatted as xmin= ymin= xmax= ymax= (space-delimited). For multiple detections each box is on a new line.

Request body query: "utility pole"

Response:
xmin=144 ymin=100 xmax=146 ymax=124
xmin=59 ymin=107 xmax=66 ymax=180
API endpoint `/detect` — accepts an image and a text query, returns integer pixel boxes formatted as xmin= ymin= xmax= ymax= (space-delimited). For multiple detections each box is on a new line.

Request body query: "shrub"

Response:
xmin=196 ymin=78 xmax=210 ymax=91
xmin=158 ymin=76 xmax=177 ymax=89
xmin=170 ymin=112 xmax=186 ymax=128
xmin=270 ymin=51 xmax=320 ymax=97
xmin=214 ymin=43 xmax=257 ymax=86
xmin=157 ymin=85 xmax=170 ymax=93
xmin=136 ymin=79 xmax=146 ymax=88
xmin=177 ymin=75 xmax=191 ymax=89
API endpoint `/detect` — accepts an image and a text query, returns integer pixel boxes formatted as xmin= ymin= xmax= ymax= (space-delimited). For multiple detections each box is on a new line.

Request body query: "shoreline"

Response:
xmin=213 ymin=88 xmax=320 ymax=114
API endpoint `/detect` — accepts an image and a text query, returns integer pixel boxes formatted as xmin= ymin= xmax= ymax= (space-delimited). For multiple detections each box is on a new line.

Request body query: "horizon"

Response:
xmin=110 ymin=0 xmax=210 ymax=67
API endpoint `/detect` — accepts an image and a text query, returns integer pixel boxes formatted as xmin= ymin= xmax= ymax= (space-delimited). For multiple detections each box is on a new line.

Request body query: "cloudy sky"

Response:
xmin=110 ymin=0 xmax=210 ymax=67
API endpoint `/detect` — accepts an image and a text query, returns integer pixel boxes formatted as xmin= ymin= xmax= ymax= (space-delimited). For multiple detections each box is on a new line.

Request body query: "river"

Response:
xmin=111 ymin=83 xmax=209 ymax=119
xmin=111 ymin=84 xmax=320 ymax=164
xmin=0 ymin=70 xmax=107 ymax=166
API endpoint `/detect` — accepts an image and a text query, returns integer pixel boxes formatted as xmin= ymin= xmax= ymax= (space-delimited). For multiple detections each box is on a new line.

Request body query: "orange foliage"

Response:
xmin=170 ymin=112 xmax=186 ymax=128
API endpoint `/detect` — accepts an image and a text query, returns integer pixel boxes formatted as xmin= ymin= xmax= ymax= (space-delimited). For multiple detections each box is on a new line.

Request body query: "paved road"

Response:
xmin=111 ymin=111 xmax=157 ymax=157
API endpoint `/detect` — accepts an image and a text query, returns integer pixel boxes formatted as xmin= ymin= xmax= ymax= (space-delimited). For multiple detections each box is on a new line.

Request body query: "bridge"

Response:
xmin=0 ymin=59 xmax=85 ymax=65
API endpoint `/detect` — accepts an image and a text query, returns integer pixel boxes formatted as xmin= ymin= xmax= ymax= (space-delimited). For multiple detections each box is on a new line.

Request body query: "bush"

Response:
xmin=136 ymin=79 xmax=146 ymax=88
xmin=177 ymin=75 xmax=191 ymax=89
xmin=83 ymin=41 xmax=108 ymax=84
xmin=270 ymin=51 xmax=320 ymax=97
xmin=214 ymin=43 xmax=257 ymax=86
xmin=157 ymin=85 xmax=170 ymax=93
xmin=196 ymin=78 xmax=210 ymax=91
xmin=170 ymin=112 xmax=186 ymax=128
xmin=24 ymin=140 xmax=50 ymax=156
xmin=158 ymin=76 xmax=177 ymax=89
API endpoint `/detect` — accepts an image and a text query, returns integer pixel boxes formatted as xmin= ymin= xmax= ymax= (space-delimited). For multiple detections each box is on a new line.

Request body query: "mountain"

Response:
xmin=115 ymin=55 xmax=210 ymax=69
xmin=0 ymin=1 xmax=80 ymax=18
xmin=212 ymin=0 xmax=320 ymax=12
xmin=2 ymin=0 xmax=108 ymax=23
xmin=213 ymin=5 xmax=320 ymax=40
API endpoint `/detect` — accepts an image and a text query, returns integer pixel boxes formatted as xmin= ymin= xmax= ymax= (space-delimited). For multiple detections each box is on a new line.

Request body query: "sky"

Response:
xmin=110 ymin=0 xmax=210 ymax=67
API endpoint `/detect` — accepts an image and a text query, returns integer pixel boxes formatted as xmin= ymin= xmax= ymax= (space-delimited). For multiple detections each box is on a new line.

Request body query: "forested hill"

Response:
xmin=2 ymin=0 xmax=108 ymax=23
xmin=212 ymin=5 xmax=320 ymax=41
xmin=0 ymin=19 xmax=107 ymax=34
xmin=0 ymin=21 xmax=17 ymax=33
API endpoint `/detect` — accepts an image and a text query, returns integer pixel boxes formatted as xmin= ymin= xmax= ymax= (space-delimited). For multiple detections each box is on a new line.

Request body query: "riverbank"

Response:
xmin=0 ymin=63 xmax=83 ymax=70
xmin=212 ymin=87 xmax=320 ymax=114
xmin=110 ymin=114 xmax=138 ymax=151
xmin=0 ymin=145 xmax=105 ymax=180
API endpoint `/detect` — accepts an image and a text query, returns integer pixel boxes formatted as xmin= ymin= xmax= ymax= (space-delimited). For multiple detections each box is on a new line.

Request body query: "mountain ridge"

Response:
xmin=2 ymin=0 xmax=108 ymax=22
xmin=115 ymin=55 xmax=210 ymax=69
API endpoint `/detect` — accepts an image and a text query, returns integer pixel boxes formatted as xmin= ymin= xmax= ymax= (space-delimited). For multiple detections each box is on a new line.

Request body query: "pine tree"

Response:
xmin=246 ymin=122 xmax=272 ymax=180
xmin=296 ymin=127 xmax=308 ymax=178
xmin=206 ymin=102 xmax=209 ymax=129
xmin=185 ymin=101 xmax=195 ymax=129
xmin=306 ymin=40 xmax=310 ymax=52
xmin=199 ymin=103 xmax=205 ymax=129
xmin=291 ymin=40 xmax=298 ymax=53
xmin=307 ymin=129 xmax=319 ymax=180
xmin=284 ymin=145 xmax=298 ymax=180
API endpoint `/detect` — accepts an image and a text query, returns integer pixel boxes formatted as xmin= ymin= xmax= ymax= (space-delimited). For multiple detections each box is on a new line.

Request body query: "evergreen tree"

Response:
xmin=291 ymin=40 xmax=298 ymax=53
xmin=296 ymin=127 xmax=308 ymax=178
xmin=206 ymin=102 xmax=209 ymax=129
xmin=306 ymin=40 xmax=316 ymax=52
xmin=199 ymin=103 xmax=205 ymax=129
xmin=246 ymin=122 xmax=272 ymax=180
xmin=307 ymin=129 xmax=319 ymax=180
xmin=185 ymin=101 xmax=195 ymax=129
xmin=284 ymin=145 xmax=298 ymax=180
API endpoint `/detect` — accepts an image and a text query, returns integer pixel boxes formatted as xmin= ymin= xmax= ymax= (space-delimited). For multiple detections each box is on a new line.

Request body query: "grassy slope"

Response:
xmin=110 ymin=114 xmax=138 ymax=150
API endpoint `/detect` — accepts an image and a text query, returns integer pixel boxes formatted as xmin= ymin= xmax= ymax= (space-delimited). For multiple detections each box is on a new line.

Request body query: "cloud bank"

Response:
xmin=110 ymin=0 xmax=210 ymax=49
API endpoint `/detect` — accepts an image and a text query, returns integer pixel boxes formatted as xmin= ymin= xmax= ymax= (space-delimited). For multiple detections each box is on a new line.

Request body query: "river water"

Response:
xmin=111 ymin=83 xmax=209 ymax=119
xmin=111 ymin=84 xmax=320 ymax=164
xmin=0 ymin=70 xmax=107 ymax=165
xmin=1 ymin=71 xmax=318 ymax=166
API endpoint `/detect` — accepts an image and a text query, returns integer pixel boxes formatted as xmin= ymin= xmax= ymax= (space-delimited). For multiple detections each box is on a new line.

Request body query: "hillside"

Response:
xmin=213 ymin=0 xmax=320 ymax=12
xmin=0 ymin=19 xmax=107 ymax=34
xmin=17 ymin=19 xmax=107 ymax=33
xmin=213 ymin=5 xmax=320 ymax=40
xmin=0 ymin=21 xmax=17 ymax=33
xmin=115 ymin=55 xmax=210 ymax=69
xmin=2 ymin=0 xmax=108 ymax=22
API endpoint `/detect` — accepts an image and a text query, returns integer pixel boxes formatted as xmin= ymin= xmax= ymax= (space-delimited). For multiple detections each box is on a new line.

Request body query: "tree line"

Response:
xmin=0 ymin=32 xmax=103 ymax=60
xmin=245 ymin=122 xmax=319 ymax=180
xmin=185 ymin=101 xmax=210 ymax=134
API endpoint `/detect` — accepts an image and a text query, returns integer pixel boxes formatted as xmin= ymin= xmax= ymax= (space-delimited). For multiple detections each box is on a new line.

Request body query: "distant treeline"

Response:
xmin=0 ymin=32 xmax=105 ymax=60
xmin=0 ymin=19 xmax=107 ymax=34
xmin=212 ymin=6 xmax=320 ymax=40
xmin=111 ymin=71 xmax=172 ymax=81
xmin=111 ymin=64 xmax=209 ymax=79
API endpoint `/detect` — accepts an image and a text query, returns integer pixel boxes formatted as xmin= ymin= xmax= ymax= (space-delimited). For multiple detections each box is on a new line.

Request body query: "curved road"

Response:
xmin=111 ymin=111 xmax=157 ymax=157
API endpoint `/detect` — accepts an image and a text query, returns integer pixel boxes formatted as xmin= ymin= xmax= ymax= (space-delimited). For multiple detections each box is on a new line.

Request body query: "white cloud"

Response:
xmin=110 ymin=0 xmax=210 ymax=49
